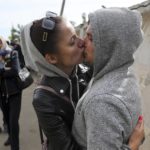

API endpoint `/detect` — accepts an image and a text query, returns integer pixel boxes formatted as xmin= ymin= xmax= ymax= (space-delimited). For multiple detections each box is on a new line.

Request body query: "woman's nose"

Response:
xmin=77 ymin=38 xmax=85 ymax=48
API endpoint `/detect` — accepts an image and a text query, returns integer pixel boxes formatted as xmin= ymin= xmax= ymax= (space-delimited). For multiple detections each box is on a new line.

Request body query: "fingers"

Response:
xmin=138 ymin=115 xmax=143 ymax=123
xmin=128 ymin=115 xmax=145 ymax=150
xmin=136 ymin=115 xmax=144 ymax=128
xmin=137 ymin=115 xmax=145 ymax=145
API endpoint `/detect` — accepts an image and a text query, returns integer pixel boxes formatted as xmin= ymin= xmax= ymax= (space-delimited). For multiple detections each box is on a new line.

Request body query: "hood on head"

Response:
xmin=20 ymin=22 xmax=69 ymax=78
xmin=0 ymin=36 xmax=7 ymax=50
xmin=0 ymin=36 xmax=12 ymax=51
xmin=89 ymin=7 xmax=143 ymax=80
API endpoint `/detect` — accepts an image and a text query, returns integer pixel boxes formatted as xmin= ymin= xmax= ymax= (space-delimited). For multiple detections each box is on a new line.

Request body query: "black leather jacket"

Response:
xmin=33 ymin=65 xmax=92 ymax=150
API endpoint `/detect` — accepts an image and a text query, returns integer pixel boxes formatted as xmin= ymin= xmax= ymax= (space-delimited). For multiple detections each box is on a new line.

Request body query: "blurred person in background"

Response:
xmin=0 ymin=36 xmax=10 ymax=133
xmin=0 ymin=36 xmax=22 ymax=150
xmin=9 ymin=40 xmax=25 ymax=69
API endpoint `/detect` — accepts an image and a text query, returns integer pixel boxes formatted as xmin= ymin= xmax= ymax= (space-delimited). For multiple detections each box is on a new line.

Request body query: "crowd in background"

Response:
xmin=0 ymin=36 xmax=25 ymax=150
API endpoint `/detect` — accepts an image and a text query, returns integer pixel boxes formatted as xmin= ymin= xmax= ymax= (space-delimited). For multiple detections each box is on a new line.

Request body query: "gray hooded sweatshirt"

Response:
xmin=72 ymin=8 xmax=143 ymax=150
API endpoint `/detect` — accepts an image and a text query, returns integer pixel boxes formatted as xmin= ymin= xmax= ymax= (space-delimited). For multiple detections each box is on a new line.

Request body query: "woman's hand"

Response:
xmin=128 ymin=116 xmax=145 ymax=150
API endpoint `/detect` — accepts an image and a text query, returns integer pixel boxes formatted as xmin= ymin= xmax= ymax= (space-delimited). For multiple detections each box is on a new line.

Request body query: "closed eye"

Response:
xmin=70 ymin=35 xmax=77 ymax=45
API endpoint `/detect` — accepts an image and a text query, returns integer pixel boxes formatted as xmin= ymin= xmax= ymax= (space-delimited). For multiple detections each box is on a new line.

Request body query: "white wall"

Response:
xmin=134 ymin=9 xmax=150 ymax=90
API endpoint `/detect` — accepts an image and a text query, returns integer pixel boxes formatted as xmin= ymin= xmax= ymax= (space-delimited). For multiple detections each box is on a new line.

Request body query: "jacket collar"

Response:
xmin=41 ymin=76 xmax=70 ymax=96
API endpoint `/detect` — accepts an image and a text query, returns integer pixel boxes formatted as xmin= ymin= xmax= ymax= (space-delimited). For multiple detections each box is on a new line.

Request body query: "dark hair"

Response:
xmin=30 ymin=16 xmax=63 ymax=56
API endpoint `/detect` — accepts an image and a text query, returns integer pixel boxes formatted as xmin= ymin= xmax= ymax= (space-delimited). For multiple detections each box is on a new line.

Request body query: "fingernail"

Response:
xmin=138 ymin=115 xmax=143 ymax=122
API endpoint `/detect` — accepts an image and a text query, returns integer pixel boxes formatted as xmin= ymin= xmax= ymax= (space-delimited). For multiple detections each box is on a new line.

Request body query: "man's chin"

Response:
xmin=83 ymin=57 xmax=93 ymax=66
xmin=77 ymin=57 xmax=84 ymax=64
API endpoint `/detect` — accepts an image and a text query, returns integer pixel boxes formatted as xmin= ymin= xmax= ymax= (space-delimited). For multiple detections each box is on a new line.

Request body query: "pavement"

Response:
xmin=0 ymin=83 xmax=150 ymax=150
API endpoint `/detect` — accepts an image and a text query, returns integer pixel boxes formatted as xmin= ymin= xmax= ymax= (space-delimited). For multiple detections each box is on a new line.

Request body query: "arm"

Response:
xmin=14 ymin=45 xmax=26 ymax=68
xmin=2 ymin=50 xmax=20 ymax=77
xmin=33 ymin=92 xmax=81 ymax=150
xmin=84 ymin=94 xmax=137 ymax=150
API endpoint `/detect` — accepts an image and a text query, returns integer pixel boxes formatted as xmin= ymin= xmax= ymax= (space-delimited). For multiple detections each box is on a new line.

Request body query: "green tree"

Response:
xmin=9 ymin=24 xmax=23 ymax=42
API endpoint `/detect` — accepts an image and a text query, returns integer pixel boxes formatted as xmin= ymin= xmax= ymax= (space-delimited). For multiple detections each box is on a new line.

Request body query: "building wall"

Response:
xmin=134 ymin=8 xmax=150 ymax=90
xmin=133 ymin=7 xmax=150 ymax=148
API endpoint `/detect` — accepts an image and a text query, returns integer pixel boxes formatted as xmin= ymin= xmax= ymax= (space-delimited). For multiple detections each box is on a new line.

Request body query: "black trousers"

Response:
xmin=0 ymin=96 xmax=7 ymax=126
xmin=1 ymin=92 xmax=22 ymax=150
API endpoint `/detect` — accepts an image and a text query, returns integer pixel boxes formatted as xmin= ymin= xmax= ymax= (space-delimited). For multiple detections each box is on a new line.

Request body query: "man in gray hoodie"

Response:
xmin=72 ymin=8 xmax=144 ymax=150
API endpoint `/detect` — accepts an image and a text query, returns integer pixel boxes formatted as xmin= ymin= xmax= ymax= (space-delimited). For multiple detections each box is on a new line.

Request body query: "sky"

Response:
xmin=0 ymin=0 xmax=145 ymax=39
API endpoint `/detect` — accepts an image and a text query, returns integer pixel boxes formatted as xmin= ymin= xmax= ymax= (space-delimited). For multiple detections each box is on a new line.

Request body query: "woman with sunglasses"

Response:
xmin=21 ymin=11 xmax=144 ymax=150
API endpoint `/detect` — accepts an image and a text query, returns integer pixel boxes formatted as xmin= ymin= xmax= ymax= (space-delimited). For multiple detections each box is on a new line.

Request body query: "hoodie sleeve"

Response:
xmin=84 ymin=94 xmax=132 ymax=150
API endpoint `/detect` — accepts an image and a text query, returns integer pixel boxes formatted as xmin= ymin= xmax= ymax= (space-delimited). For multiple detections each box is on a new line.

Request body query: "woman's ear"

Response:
xmin=45 ymin=53 xmax=58 ymax=64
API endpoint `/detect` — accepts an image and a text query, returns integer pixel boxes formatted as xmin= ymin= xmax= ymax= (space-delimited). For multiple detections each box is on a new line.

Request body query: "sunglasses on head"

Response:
xmin=42 ymin=11 xmax=57 ymax=30
xmin=41 ymin=11 xmax=57 ymax=42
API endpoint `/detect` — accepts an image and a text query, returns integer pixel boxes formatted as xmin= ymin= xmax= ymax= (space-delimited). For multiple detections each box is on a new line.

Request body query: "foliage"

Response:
xmin=9 ymin=24 xmax=23 ymax=42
